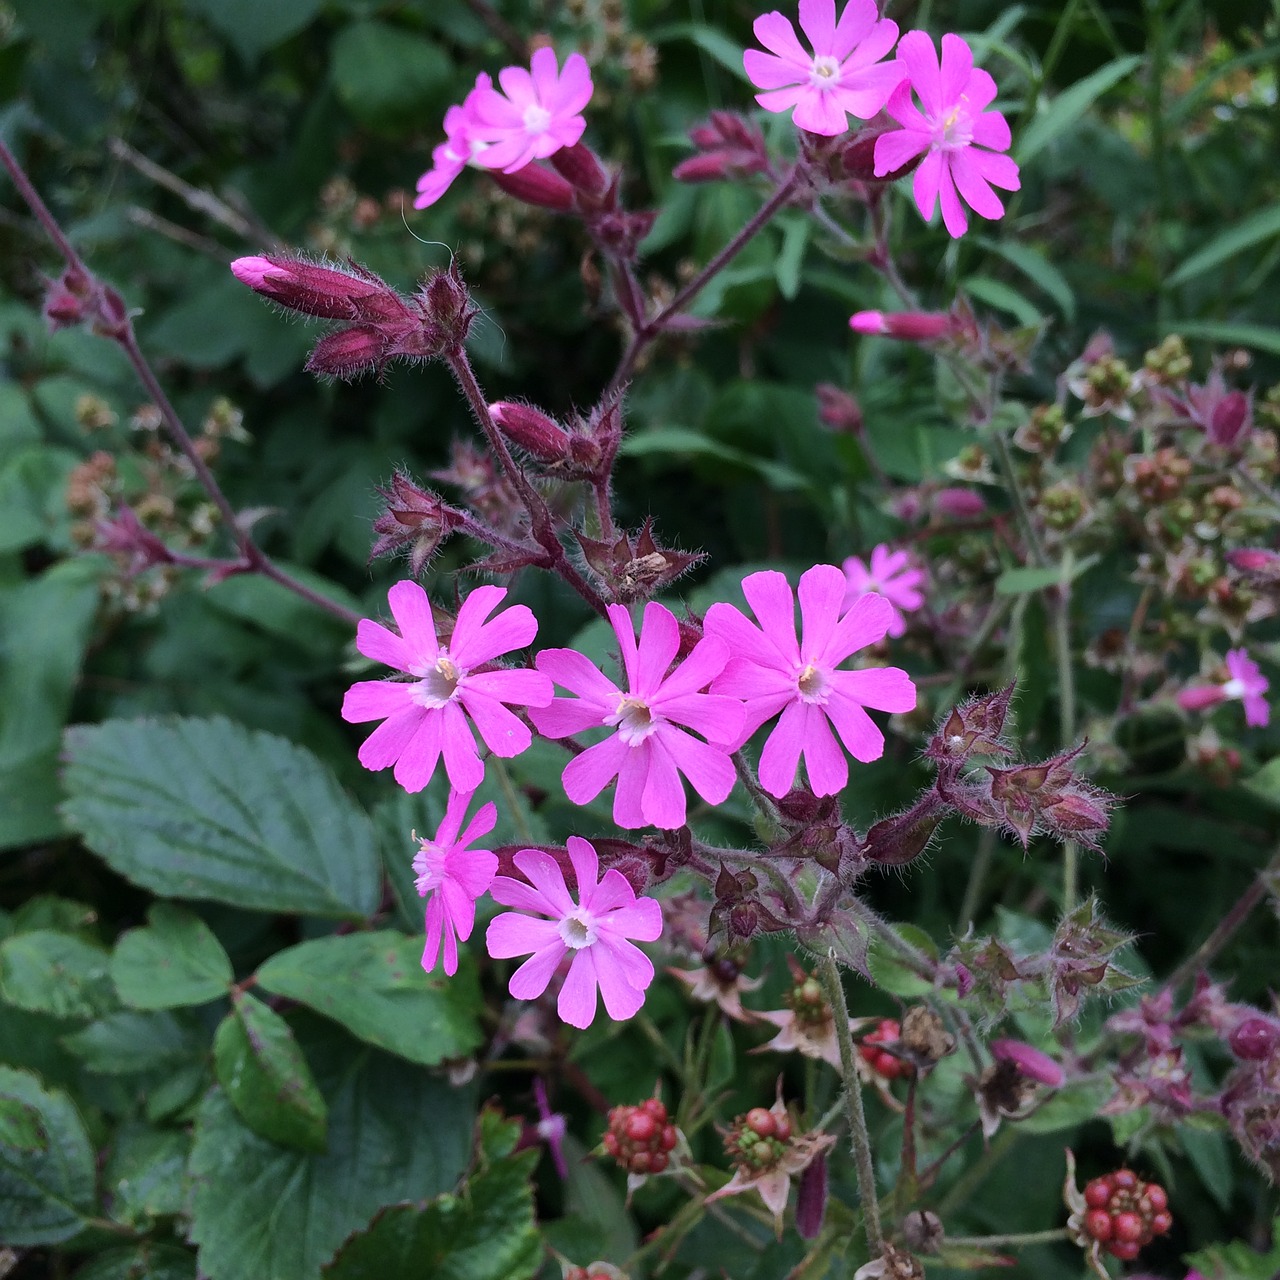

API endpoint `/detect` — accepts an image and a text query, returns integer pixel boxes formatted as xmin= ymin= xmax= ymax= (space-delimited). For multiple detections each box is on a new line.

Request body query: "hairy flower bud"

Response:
xmin=815 ymin=383 xmax=863 ymax=435
xmin=850 ymin=310 xmax=953 ymax=341
xmin=486 ymin=163 xmax=576 ymax=210
xmin=304 ymin=326 xmax=390 ymax=379
xmin=490 ymin=401 xmax=575 ymax=465
xmin=370 ymin=471 xmax=466 ymax=574
xmin=674 ymin=111 xmax=769 ymax=184
xmin=231 ymin=254 xmax=410 ymax=324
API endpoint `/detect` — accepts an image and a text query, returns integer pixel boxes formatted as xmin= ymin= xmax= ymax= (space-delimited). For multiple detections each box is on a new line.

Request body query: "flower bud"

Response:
xmin=1210 ymin=389 xmax=1251 ymax=447
xmin=485 ymin=163 xmax=576 ymax=211
xmin=490 ymin=401 xmax=574 ymax=465
xmin=230 ymin=254 xmax=408 ymax=324
xmin=1176 ymin=684 xmax=1228 ymax=714
xmin=815 ymin=383 xmax=863 ymax=435
xmin=990 ymin=1037 xmax=1065 ymax=1087
xmin=304 ymin=326 xmax=389 ymax=380
xmin=1229 ymin=1017 xmax=1280 ymax=1061
xmin=850 ymin=310 xmax=952 ymax=341
xmin=932 ymin=486 xmax=988 ymax=520
xmin=549 ymin=142 xmax=611 ymax=197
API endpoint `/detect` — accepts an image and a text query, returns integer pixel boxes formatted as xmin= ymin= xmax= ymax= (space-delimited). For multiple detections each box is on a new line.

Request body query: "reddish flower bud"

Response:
xmin=1228 ymin=547 xmax=1280 ymax=574
xmin=549 ymin=142 xmax=611 ymax=197
xmin=370 ymin=471 xmax=466 ymax=574
xmin=304 ymin=326 xmax=389 ymax=380
xmin=490 ymin=401 xmax=574 ymax=465
xmin=230 ymin=254 xmax=410 ymax=324
xmin=1210 ymin=389 xmax=1251 ymax=447
xmin=815 ymin=383 xmax=863 ymax=435
xmin=485 ymin=163 xmax=576 ymax=211
xmin=990 ymin=1038 xmax=1065 ymax=1087
xmin=932 ymin=486 xmax=988 ymax=520
xmin=1229 ymin=1017 xmax=1280 ymax=1061
xmin=1177 ymin=684 xmax=1228 ymax=714
xmin=794 ymin=1149 xmax=828 ymax=1240
xmin=850 ymin=310 xmax=952 ymax=341
xmin=674 ymin=111 xmax=769 ymax=184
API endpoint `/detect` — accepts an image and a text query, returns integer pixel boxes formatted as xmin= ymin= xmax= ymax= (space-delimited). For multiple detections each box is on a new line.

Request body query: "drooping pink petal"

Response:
xmin=558 ymin=949 xmax=600 ymax=1028
xmin=801 ymin=708 xmax=848 ymax=796
xmin=342 ymin=680 xmax=414 ymax=723
xmin=534 ymin=648 xmax=620 ymax=706
xmin=639 ymin=737 xmax=688 ymax=830
xmin=486 ymin=911 xmax=561 ymax=958
xmin=562 ymin=735 xmax=630 ymax=805
xmin=936 ymin=160 xmax=968 ymax=238
xmin=509 ymin=942 xmax=569 ymax=1000
xmin=758 ymin=698 xmax=808 ymax=796
xmin=660 ymin=728 xmax=738 ymax=806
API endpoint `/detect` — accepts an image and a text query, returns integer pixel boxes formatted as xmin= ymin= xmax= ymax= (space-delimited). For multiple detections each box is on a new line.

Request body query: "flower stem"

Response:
xmin=817 ymin=953 xmax=884 ymax=1259
xmin=945 ymin=1228 xmax=1069 ymax=1249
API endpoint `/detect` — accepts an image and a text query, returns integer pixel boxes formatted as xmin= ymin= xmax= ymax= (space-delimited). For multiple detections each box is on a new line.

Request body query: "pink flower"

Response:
xmin=742 ymin=0 xmax=902 ymax=137
xmin=414 ymin=78 xmax=490 ymax=209
xmin=990 ymin=1038 xmax=1065 ymax=1088
xmin=841 ymin=544 xmax=925 ymax=638
xmin=468 ymin=46 xmax=593 ymax=174
xmin=342 ymin=580 xmax=553 ymax=793
xmin=704 ymin=564 xmax=917 ymax=797
xmin=849 ymin=309 xmax=951 ymax=340
xmin=413 ymin=788 xmax=498 ymax=976
xmin=486 ymin=836 xmax=663 ymax=1028
xmin=530 ymin=602 xmax=745 ymax=829
xmin=1177 ymin=648 xmax=1271 ymax=728
xmin=873 ymin=32 xmax=1020 ymax=238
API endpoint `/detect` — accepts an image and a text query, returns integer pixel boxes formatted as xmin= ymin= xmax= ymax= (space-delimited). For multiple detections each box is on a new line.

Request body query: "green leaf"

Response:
xmin=213 ymin=993 xmax=328 ymax=1154
xmin=330 ymin=21 xmax=451 ymax=128
xmin=61 ymin=1010 xmax=200 ymax=1075
xmin=994 ymin=553 xmax=1098 ymax=596
xmin=102 ymin=1123 xmax=190 ymax=1226
xmin=1015 ymin=55 xmax=1142 ymax=165
xmin=1162 ymin=320 xmax=1280 ymax=358
xmin=0 ymin=752 xmax=65 ymax=851
xmin=1185 ymin=1231 xmax=1280 ymax=1280
xmin=621 ymin=426 xmax=811 ymax=493
xmin=111 ymin=903 xmax=234 ymax=1010
xmin=0 ymin=1095 xmax=45 ymax=1150
xmin=775 ymin=214 xmax=810 ymax=301
xmin=961 ymin=275 xmax=1043 ymax=326
xmin=0 ymin=930 xmax=114 ymax=1019
xmin=185 ymin=0 xmax=322 ymax=62
xmin=72 ymin=1244 xmax=197 ymax=1280
xmin=983 ymin=240 xmax=1076 ymax=321
xmin=189 ymin=1028 xmax=475 ymax=1280
xmin=1166 ymin=204 xmax=1280 ymax=288
xmin=648 ymin=21 xmax=752 ymax=81
xmin=1180 ymin=1118 xmax=1234 ymax=1211
xmin=62 ymin=716 xmax=380 ymax=919
xmin=0 ymin=445 xmax=77 ymax=553
xmin=326 ymin=1111 xmax=541 ymax=1280
xmin=1017 ymin=1078 xmax=1111 ymax=1134
xmin=0 ymin=1065 xmax=96 ymax=1245
xmin=255 ymin=932 xmax=483 ymax=1067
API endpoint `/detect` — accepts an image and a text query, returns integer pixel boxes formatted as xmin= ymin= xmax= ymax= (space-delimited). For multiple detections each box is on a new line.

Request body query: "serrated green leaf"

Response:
xmin=189 ymin=1027 xmax=474 ymax=1280
xmin=61 ymin=1009 xmax=200 ymax=1076
xmin=0 ymin=931 xmax=114 ymax=1018
xmin=1015 ymin=55 xmax=1142 ymax=165
xmin=103 ymin=1123 xmax=190 ymax=1226
xmin=213 ymin=993 xmax=328 ymax=1154
xmin=111 ymin=903 xmax=233 ymax=1010
xmin=62 ymin=716 xmax=380 ymax=919
xmin=1167 ymin=204 xmax=1280 ymax=288
xmin=255 ymin=932 xmax=482 ymax=1067
xmin=0 ymin=1065 xmax=96 ymax=1245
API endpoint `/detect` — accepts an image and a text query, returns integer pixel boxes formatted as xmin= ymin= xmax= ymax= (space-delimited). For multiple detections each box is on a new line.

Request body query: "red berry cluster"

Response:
xmin=1080 ymin=1170 xmax=1173 ymax=1261
xmin=725 ymin=1106 xmax=794 ymax=1172
xmin=859 ymin=1019 xmax=913 ymax=1080
xmin=602 ymin=1098 xmax=678 ymax=1175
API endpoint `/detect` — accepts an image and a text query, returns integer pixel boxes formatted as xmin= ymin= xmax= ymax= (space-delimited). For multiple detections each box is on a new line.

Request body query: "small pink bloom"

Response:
xmin=1176 ymin=683 xmax=1228 ymax=714
xmin=873 ymin=31 xmax=1019 ymax=237
xmin=990 ymin=1038 xmax=1065 ymax=1088
xmin=743 ymin=0 xmax=902 ymax=138
xmin=531 ymin=602 xmax=745 ymax=829
xmin=849 ymin=309 xmax=951 ymax=340
xmin=706 ymin=565 xmax=917 ymax=797
xmin=342 ymin=580 xmax=553 ymax=793
xmin=841 ymin=544 xmax=925 ymax=638
xmin=532 ymin=1077 xmax=569 ymax=1178
xmin=486 ymin=836 xmax=663 ymax=1029
xmin=414 ymin=78 xmax=491 ymax=209
xmin=469 ymin=46 xmax=593 ymax=174
xmin=413 ymin=788 xmax=498 ymax=976
xmin=1224 ymin=647 xmax=1270 ymax=727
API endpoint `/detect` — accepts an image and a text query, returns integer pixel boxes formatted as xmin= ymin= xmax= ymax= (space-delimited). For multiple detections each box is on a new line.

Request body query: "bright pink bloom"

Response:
xmin=486 ymin=836 xmax=663 ymax=1028
xmin=468 ymin=47 xmax=593 ymax=174
xmin=705 ymin=564 xmax=917 ymax=797
xmin=342 ymin=581 xmax=552 ymax=793
xmin=873 ymin=31 xmax=1019 ymax=238
xmin=849 ymin=309 xmax=951 ymax=340
xmin=841 ymin=544 xmax=925 ymax=637
xmin=414 ymin=788 xmax=498 ymax=976
xmin=990 ymin=1038 xmax=1065 ymax=1088
xmin=530 ymin=602 xmax=744 ymax=829
xmin=414 ymin=77 xmax=491 ymax=209
xmin=1225 ymin=648 xmax=1270 ymax=727
xmin=742 ymin=0 xmax=901 ymax=137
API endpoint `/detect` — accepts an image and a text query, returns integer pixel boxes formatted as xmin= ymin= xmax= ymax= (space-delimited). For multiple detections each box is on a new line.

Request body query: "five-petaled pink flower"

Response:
xmin=873 ymin=31 xmax=1020 ymax=238
xmin=414 ymin=787 xmax=498 ymax=976
xmin=468 ymin=46 xmax=593 ymax=174
xmin=842 ymin=544 xmax=925 ymax=638
xmin=1179 ymin=648 xmax=1270 ymax=727
xmin=530 ymin=602 xmax=745 ymax=829
xmin=486 ymin=836 xmax=663 ymax=1028
xmin=705 ymin=564 xmax=917 ymax=797
xmin=342 ymin=580 xmax=552 ymax=793
xmin=414 ymin=78 xmax=490 ymax=209
xmin=743 ymin=0 xmax=902 ymax=137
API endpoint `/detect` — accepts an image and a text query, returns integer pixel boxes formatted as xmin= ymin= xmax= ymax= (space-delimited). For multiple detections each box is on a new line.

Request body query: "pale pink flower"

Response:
xmin=414 ymin=78 xmax=490 ymax=210
xmin=1177 ymin=647 xmax=1271 ymax=728
xmin=468 ymin=46 xmax=593 ymax=174
xmin=742 ymin=0 xmax=902 ymax=137
xmin=841 ymin=544 xmax=925 ymax=638
xmin=873 ymin=31 xmax=1020 ymax=238
xmin=486 ymin=836 xmax=663 ymax=1029
xmin=342 ymin=580 xmax=553 ymax=793
xmin=705 ymin=564 xmax=917 ymax=797
xmin=530 ymin=602 xmax=745 ymax=829
xmin=413 ymin=788 xmax=498 ymax=976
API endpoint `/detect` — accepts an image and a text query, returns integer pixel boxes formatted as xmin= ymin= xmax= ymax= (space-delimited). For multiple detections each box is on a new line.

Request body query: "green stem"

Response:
xmin=991 ymin=431 xmax=1048 ymax=568
xmin=946 ymin=1228 xmax=1070 ymax=1249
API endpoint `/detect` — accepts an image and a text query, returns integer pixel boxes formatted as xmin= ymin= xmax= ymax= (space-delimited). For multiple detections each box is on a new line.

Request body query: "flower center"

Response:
xmin=523 ymin=103 xmax=552 ymax=135
xmin=558 ymin=911 xmax=598 ymax=949
xmin=797 ymin=662 xmax=830 ymax=702
xmin=412 ymin=842 xmax=444 ymax=896
xmin=809 ymin=54 xmax=840 ymax=86
xmin=1223 ymin=677 xmax=1247 ymax=700
xmin=413 ymin=654 xmax=462 ymax=708
xmin=609 ymin=694 xmax=660 ymax=745
xmin=936 ymin=98 xmax=974 ymax=150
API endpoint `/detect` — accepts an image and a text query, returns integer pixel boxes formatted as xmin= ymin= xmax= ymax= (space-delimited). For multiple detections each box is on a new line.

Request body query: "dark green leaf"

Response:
xmin=103 ymin=1122 xmax=190 ymax=1226
xmin=1166 ymin=204 xmax=1280 ymax=288
xmin=61 ymin=1010 xmax=200 ymax=1075
xmin=213 ymin=992 xmax=328 ymax=1154
xmin=255 ymin=932 xmax=483 ymax=1067
xmin=0 ymin=1065 xmax=96 ymax=1245
xmin=0 ymin=1095 xmax=45 ymax=1151
xmin=185 ymin=0 xmax=322 ymax=62
xmin=62 ymin=716 xmax=380 ymax=918
xmin=70 ymin=1244 xmax=197 ymax=1280
xmin=330 ymin=21 xmax=451 ymax=128
xmin=994 ymin=553 xmax=1098 ymax=596
xmin=111 ymin=903 xmax=234 ymax=1010
xmin=0 ymin=930 xmax=114 ymax=1019
xmin=1015 ymin=55 xmax=1143 ymax=165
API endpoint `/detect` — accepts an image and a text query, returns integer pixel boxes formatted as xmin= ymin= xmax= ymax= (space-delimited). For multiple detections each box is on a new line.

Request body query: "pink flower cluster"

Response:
xmin=1177 ymin=648 xmax=1271 ymax=728
xmin=742 ymin=0 xmax=1020 ymax=236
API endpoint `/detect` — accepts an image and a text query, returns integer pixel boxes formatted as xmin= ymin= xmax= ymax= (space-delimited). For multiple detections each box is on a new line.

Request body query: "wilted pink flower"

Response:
xmin=841 ymin=544 xmax=925 ymax=638
xmin=1178 ymin=647 xmax=1270 ymax=727
xmin=532 ymin=1077 xmax=569 ymax=1178
xmin=414 ymin=80 xmax=490 ymax=209
xmin=742 ymin=0 xmax=902 ymax=137
xmin=342 ymin=581 xmax=553 ymax=793
xmin=413 ymin=787 xmax=498 ymax=976
xmin=531 ymin=602 xmax=744 ymax=829
xmin=1159 ymin=369 xmax=1253 ymax=448
xmin=849 ymin=310 xmax=950 ymax=341
xmin=469 ymin=47 xmax=593 ymax=174
xmin=705 ymin=564 xmax=917 ymax=797
xmin=990 ymin=1038 xmax=1065 ymax=1087
xmin=486 ymin=836 xmax=663 ymax=1028
xmin=873 ymin=32 xmax=1019 ymax=237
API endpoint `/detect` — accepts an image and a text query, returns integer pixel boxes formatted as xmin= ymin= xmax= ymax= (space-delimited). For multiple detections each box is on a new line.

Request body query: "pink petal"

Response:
xmin=439 ymin=701 xmax=484 ymax=792
xmin=843 ymin=17 xmax=897 ymax=68
xmin=798 ymin=0 xmax=837 ymax=55
xmin=791 ymin=89 xmax=850 ymax=137
xmin=528 ymin=45 xmax=561 ymax=102
xmin=490 ymin=872 xmax=558 ymax=915
xmin=486 ymin=911 xmax=560 ymax=958
xmin=938 ymin=33 xmax=973 ymax=107
xmin=832 ymin=666 xmax=917 ymax=713
xmin=457 ymin=799 xmax=497 ymax=847
xmin=562 ymin=734 xmax=628 ymax=805
xmin=640 ymin=736 xmax=688 ymax=829
xmin=513 ymin=848 xmax=578 ymax=916
xmin=969 ymin=147 xmax=1020 ymax=191
xmin=660 ymin=728 xmax=737 ymax=805
xmin=797 ymin=563 xmax=848 ymax=658
xmin=593 ymin=937 xmax=654 ymax=1019
xmin=950 ymin=152 xmax=1006 ymax=222
xmin=752 ymin=11 xmax=811 ymax=70
xmin=744 ymin=49 xmax=807 ymax=91
xmin=448 ymin=849 xmax=498 ymax=900
xmin=466 ymin=667 xmax=553 ymax=709
xmin=972 ymin=111 xmax=1012 ymax=151
xmin=912 ymin=148 xmax=944 ymax=221
xmin=453 ymin=589 xmax=537 ymax=666
xmin=704 ymin=602 xmax=790 ymax=672
xmin=438 ymin=877 xmax=477 ymax=942
xmin=530 ymin=696 xmax=609 ymax=739
xmin=882 ymin=79 xmax=928 ymax=132
xmin=965 ymin=66 xmax=999 ymax=114
xmin=550 ymin=52 xmax=593 ymax=115
xmin=742 ymin=571 xmax=801 ymax=663
xmin=896 ymin=30 xmax=941 ymax=115
xmin=496 ymin=64 xmax=536 ymax=110
xmin=651 ymin=634 xmax=729 ymax=701
xmin=612 ymin=747 xmax=650 ymax=829
xmin=342 ymin=680 xmax=413 ymax=723
xmin=823 ymin=690 xmax=886 ymax=762
xmin=535 ymin=647 xmax=620 ymax=706
xmin=459 ymin=689 xmax=532 ymax=758
xmin=800 ymin=708 xmax=848 ymax=795
xmin=509 ymin=942 xmax=568 ymax=1000
xmin=557 ymin=949 xmax=600 ymax=1028
xmin=580 ymin=865 xmax=636 ymax=917
xmin=390 ymin=710 xmax=442 ymax=792
xmin=387 ymin=580 xmax=439 ymax=659
xmin=824 ymin=591 xmax=894 ymax=663
xmin=356 ymin=619 xmax=414 ymax=672
xmin=607 ymin=603 xmax=642 ymax=692
xmin=830 ymin=63 xmax=908 ymax=120
xmin=658 ymin=691 xmax=746 ymax=745
xmin=356 ymin=705 xmax=423 ymax=770
xmin=565 ymin=836 xmax=600 ymax=900
xmin=754 ymin=85 xmax=808 ymax=116
xmin=422 ymin=898 xmax=445 ymax=973
xmin=873 ymin=125 xmax=929 ymax=176
xmin=831 ymin=0 xmax=877 ymax=58
xmin=434 ymin=786 xmax=471 ymax=845
xmin=759 ymin=700 xmax=809 ymax=797
xmin=937 ymin=159 xmax=968 ymax=237
xmin=601 ymin=895 xmax=664 ymax=943
xmin=635 ymin=601 xmax=681 ymax=695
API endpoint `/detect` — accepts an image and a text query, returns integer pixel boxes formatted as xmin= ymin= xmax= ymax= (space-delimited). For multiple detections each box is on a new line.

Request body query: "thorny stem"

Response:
xmin=817 ymin=954 xmax=884 ymax=1259
xmin=1164 ymin=844 xmax=1280 ymax=992
xmin=0 ymin=137 xmax=362 ymax=629
xmin=606 ymin=167 xmax=801 ymax=396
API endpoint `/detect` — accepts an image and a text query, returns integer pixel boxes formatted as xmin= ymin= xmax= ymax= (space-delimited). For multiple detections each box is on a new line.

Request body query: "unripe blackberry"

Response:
xmin=859 ymin=1018 xmax=913 ymax=1080
xmin=1076 ymin=1169 xmax=1173 ymax=1260
xmin=602 ymin=1098 xmax=679 ymax=1177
